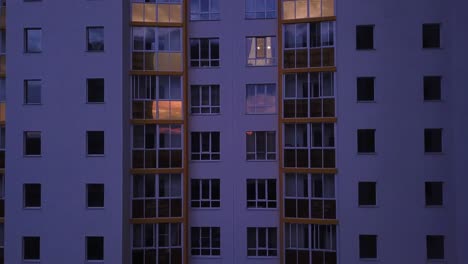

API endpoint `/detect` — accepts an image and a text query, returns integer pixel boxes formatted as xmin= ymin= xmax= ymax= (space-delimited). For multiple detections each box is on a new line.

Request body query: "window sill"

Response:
xmin=359 ymin=258 xmax=379 ymax=261
xmin=87 ymin=154 xmax=105 ymax=157
xmin=425 ymin=205 xmax=444 ymax=208
xmin=422 ymin=47 xmax=442 ymax=50
xmin=246 ymin=207 xmax=277 ymax=211
xmin=23 ymin=259 xmax=41 ymax=263
xmin=23 ymin=103 xmax=42 ymax=106
xmin=247 ymin=256 xmax=279 ymax=259
xmin=245 ymin=112 xmax=277 ymax=115
xmin=191 ymin=113 xmax=222 ymax=116
xmin=86 ymin=102 xmax=105 ymax=104
xmin=24 ymin=154 xmax=42 ymax=157
xmin=424 ymin=152 xmax=443 ymax=155
xmin=190 ymin=207 xmax=221 ymax=210
xmin=23 ymin=207 xmax=41 ymax=210
xmin=246 ymin=159 xmax=277 ymax=162
xmin=190 ymin=160 xmax=221 ymax=163
xmin=86 ymin=50 xmax=105 ymax=53
xmin=357 ymin=100 xmax=376 ymax=103
xmin=190 ymin=66 xmax=221 ymax=69
xmin=245 ymin=17 xmax=277 ymax=20
xmin=87 ymin=206 xmax=105 ymax=210
xmin=246 ymin=64 xmax=277 ymax=67
xmin=358 ymin=205 xmax=378 ymax=208
xmin=191 ymin=256 xmax=221 ymax=259
xmin=24 ymin=51 xmax=42 ymax=54
xmin=357 ymin=152 xmax=377 ymax=155
xmin=423 ymin=100 xmax=442 ymax=103
xmin=427 ymin=259 xmax=446 ymax=263
xmin=356 ymin=48 xmax=376 ymax=51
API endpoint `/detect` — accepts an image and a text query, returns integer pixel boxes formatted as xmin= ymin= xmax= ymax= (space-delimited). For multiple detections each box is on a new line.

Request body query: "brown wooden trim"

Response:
xmin=130 ymin=119 xmax=184 ymax=125
xmin=130 ymin=217 xmax=184 ymax=224
xmin=129 ymin=70 xmax=183 ymax=76
xmin=281 ymin=67 xmax=336 ymax=74
xmin=281 ymin=117 xmax=337 ymax=123
xmin=282 ymin=218 xmax=339 ymax=225
xmin=131 ymin=22 xmax=183 ymax=27
xmin=281 ymin=168 xmax=338 ymax=174
xmin=281 ymin=16 xmax=337 ymax=24
xmin=130 ymin=168 xmax=184 ymax=175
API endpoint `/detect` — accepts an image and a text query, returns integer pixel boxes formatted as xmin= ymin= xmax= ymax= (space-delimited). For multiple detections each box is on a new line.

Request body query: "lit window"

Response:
xmin=190 ymin=38 xmax=219 ymax=67
xmin=190 ymin=0 xmax=220 ymax=21
xmin=191 ymin=85 xmax=220 ymax=114
xmin=246 ymin=179 xmax=276 ymax=209
xmin=86 ymin=26 xmax=104 ymax=52
xmin=246 ymin=0 xmax=276 ymax=19
xmin=246 ymin=131 xmax=276 ymax=160
xmin=131 ymin=2 xmax=182 ymax=23
xmin=24 ymin=28 xmax=42 ymax=53
xmin=191 ymin=227 xmax=220 ymax=256
xmin=247 ymin=227 xmax=277 ymax=256
xmin=191 ymin=132 xmax=220 ymax=161
xmin=132 ymin=223 xmax=182 ymax=263
xmin=191 ymin=179 xmax=220 ymax=208
xmin=24 ymin=80 xmax=42 ymax=104
xmin=282 ymin=0 xmax=334 ymax=20
xmin=246 ymin=84 xmax=276 ymax=114
xmin=247 ymin=37 xmax=276 ymax=66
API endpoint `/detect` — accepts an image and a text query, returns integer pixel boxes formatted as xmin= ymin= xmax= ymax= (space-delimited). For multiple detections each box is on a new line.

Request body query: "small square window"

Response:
xmin=359 ymin=234 xmax=377 ymax=259
xmin=24 ymin=183 xmax=41 ymax=208
xmin=24 ymin=28 xmax=42 ymax=53
xmin=357 ymin=77 xmax=374 ymax=101
xmin=356 ymin=25 xmax=374 ymax=50
xmin=86 ymin=236 xmax=104 ymax=261
xmin=357 ymin=129 xmax=375 ymax=153
xmin=423 ymin=24 xmax=440 ymax=48
xmin=87 ymin=27 xmax=104 ymax=52
xmin=87 ymin=131 xmax=104 ymax=156
xmin=425 ymin=182 xmax=443 ymax=206
xmin=423 ymin=76 xmax=441 ymax=101
xmin=87 ymin=78 xmax=104 ymax=103
xmin=23 ymin=236 xmax=40 ymax=260
xmin=424 ymin=128 xmax=442 ymax=153
xmin=358 ymin=182 xmax=376 ymax=206
xmin=426 ymin=235 xmax=444 ymax=260
xmin=24 ymin=80 xmax=42 ymax=104
xmin=24 ymin=131 xmax=41 ymax=156
xmin=87 ymin=184 xmax=104 ymax=208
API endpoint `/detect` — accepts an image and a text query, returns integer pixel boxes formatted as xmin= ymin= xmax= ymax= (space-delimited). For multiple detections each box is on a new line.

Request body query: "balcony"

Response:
xmin=132 ymin=3 xmax=182 ymax=24
xmin=132 ymin=52 xmax=183 ymax=72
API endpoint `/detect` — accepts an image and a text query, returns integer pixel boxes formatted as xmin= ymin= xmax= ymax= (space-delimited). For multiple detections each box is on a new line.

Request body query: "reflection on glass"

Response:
xmin=26 ymin=29 xmax=42 ymax=53
xmin=309 ymin=0 xmax=321 ymax=17
xmin=158 ymin=4 xmax=170 ymax=22
xmin=145 ymin=4 xmax=157 ymax=22
xmin=323 ymin=0 xmax=334 ymax=16
xmin=283 ymin=0 xmax=295 ymax=20
xmin=296 ymin=0 xmax=307 ymax=19
xmin=87 ymin=27 xmax=104 ymax=51
xmin=247 ymin=37 xmax=276 ymax=66
xmin=132 ymin=3 xmax=144 ymax=22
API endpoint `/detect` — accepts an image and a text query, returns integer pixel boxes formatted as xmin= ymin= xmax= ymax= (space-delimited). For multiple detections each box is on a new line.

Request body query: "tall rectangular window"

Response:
xmin=87 ymin=26 xmax=104 ymax=51
xmin=24 ymin=183 xmax=41 ymax=208
xmin=359 ymin=235 xmax=377 ymax=259
xmin=87 ymin=131 xmax=104 ymax=156
xmin=246 ymin=131 xmax=276 ymax=160
xmin=425 ymin=182 xmax=443 ymax=206
xmin=424 ymin=128 xmax=442 ymax=153
xmin=423 ymin=23 xmax=440 ymax=48
xmin=191 ymin=227 xmax=220 ymax=256
xmin=87 ymin=78 xmax=105 ymax=103
xmin=356 ymin=25 xmax=374 ymax=50
xmin=246 ymin=37 xmax=276 ymax=66
xmin=190 ymin=0 xmax=220 ymax=21
xmin=23 ymin=237 xmax=40 ymax=261
xmin=24 ymin=28 xmax=42 ymax=53
xmin=423 ymin=76 xmax=441 ymax=101
xmin=24 ymin=131 xmax=41 ymax=156
xmin=87 ymin=184 xmax=104 ymax=208
xmin=247 ymin=227 xmax=277 ymax=256
xmin=24 ymin=80 xmax=42 ymax=104
xmin=357 ymin=129 xmax=375 ymax=153
xmin=427 ymin=235 xmax=444 ymax=260
xmin=190 ymin=38 xmax=219 ymax=67
xmin=358 ymin=182 xmax=376 ymax=206
xmin=86 ymin=236 xmax=104 ymax=261
xmin=357 ymin=77 xmax=375 ymax=102
xmin=191 ymin=179 xmax=220 ymax=208
xmin=191 ymin=132 xmax=220 ymax=161
xmin=246 ymin=0 xmax=276 ymax=19
xmin=246 ymin=84 xmax=276 ymax=114
xmin=246 ymin=179 xmax=276 ymax=209
xmin=191 ymin=85 xmax=220 ymax=114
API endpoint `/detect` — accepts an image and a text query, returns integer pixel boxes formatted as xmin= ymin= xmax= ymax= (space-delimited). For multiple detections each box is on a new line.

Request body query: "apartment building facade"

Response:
xmin=3 ymin=0 xmax=468 ymax=264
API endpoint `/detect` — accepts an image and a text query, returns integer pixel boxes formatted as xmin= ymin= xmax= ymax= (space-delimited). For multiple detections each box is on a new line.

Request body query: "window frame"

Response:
xmin=86 ymin=26 xmax=105 ymax=52
xmin=423 ymin=76 xmax=442 ymax=101
xmin=24 ymin=79 xmax=42 ymax=105
xmin=132 ymin=223 xmax=182 ymax=263
xmin=425 ymin=181 xmax=443 ymax=207
xmin=426 ymin=235 xmax=445 ymax=260
xmin=422 ymin=23 xmax=441 ymax=49
xmin=246 ymin=36 xmax=277 ymax=66
xmin=359 ymin=234 xmax=377 ymax=259
xmin=356 ymin=77 xmax=375 ymax=102
xmin=357 ymin=129 xmax=375 ymax=154
xmin=246 ymin=131 xmax=276 ymax=161
xmin=356 ymin=25 xmax=374 ymax=50
xmin=190 ymin=0 xmax=220 ymax=21
xmin=23 ymin=236 xmax=40 ymax=261
xmin=24 ymin=28 xmax=42 ymax=53
xmin=190 ymin=84 xmax=220 ymax=115
xmin=189 ymin=38 xmax=220 ymax=68
xmin=246 ymin=0 xmax=277 ymax=19
xmin=86 ymin=236 xmax=104 ymax=261
xmin=191 ymin=178 xmax=220 ymax=208
xmin=247 ymin=227 xmax=277 ymax=257
xmin=191 ymin=226 xmax=221 ymax=256
xmin=424 ymin=128 xmax=442 ymax=153
xmin=246 ymin=179 xmax=277 ymax=209
xmin=246 ymin=83 xmax=276 ymax=115
xmin=190 ymin=131 xmax=220 ymax=161
xmin=358 ymin=181 xmax=377 ymax=207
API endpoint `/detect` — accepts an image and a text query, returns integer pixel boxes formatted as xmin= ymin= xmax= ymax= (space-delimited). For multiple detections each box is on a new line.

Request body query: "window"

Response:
xmin=132 ymin=125 xmax=183 ymax=168
xmin=24 ymin=183 xmax=41 ymax=208
xmin=285 ymin=174 xmax=335 ymax=218
xmin=284 ymin=22 xmax=335 ymax=68
xmin=24 ymin=80 xmax=42 ymax=104
xmin=424 ymin=128 xmax=442 ymax=153
xmin=425 ymin=182 xmax=443 ymax=206
xmin=282 ymin=0 xmax=334 ymax=20
xmin=246 ymin=84 xmax=276 ymax=114
xmin=191 ymin=132 xmax=220 ymax=161
xmin=24 ymin=131 xmax=41 ymax=156
xmin=423 ymin=24 xmax=440 ymax=48
xmin=424 ymin=76 xmax=441 ymax=101
xmin=87 ymin=184 xmax=104 ymax=208
xmin=131 ymin=1 xmax=182 ymax=23
xmin=246 ymin=0 xmax=276 ymax=19
xmin=283 ymin=72 xmax=334 ymax=117
xmin=191 ymin=227 xmax=220 ymax=256
xmin=190 ymin=0 xmax=219 ymax=21
xmin=191 ymin=85 xmax=220 ymax=114
xmin=357 ymin=129 xmax=375 ymax=153
xmin=87 ymin=27 xmax=104 ymax=51
xmin=246 ymin=131 xmax=276 ymax=160
xmin=190 ymin=38 xmax=219 ymax=67
xmin=356 ymin=25 xmax=374 ymax=50
xmin=247 ymin=37 xmax=276 ymax=66
xmin=358 ymin=182 xmax=376 ymax=206
xmin=246 ymin=179 xmax=276 ymax=209
xmin=24 ymin=28 xmax=42 ymax=53
xmin=191 ymin=179 xmax=220 ymax=208
xmin=87 ymin=78 xmax=104 ymax=103
xmin=87 ymin=131 xmax=104 ymax=155
xmin=359 ymin=235 xmax=377 ymax=259
xmin=132 ymin=223 xmax=182 ymax=264
xmin=132 ymin=174 xmax=182 ymax=218
xmin=426 ymin=235 xmax=444 ymax=260
xmin=23 ymin=237 xmax=40 ymax=260
xmin=247 ymin=227 xmax=277 ymax=256
xmin=357 ymin=77 xmax=374 ymax=102
xmin=86 ymin=236 xmax=104 ymax=261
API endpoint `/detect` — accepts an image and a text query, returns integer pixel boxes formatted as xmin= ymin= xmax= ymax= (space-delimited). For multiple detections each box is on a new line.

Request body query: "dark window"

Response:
xmin=357 ymin=77 xmax=375 ymax=101
xmin=24 ymin=131 xmax=41 ymax=156
xmin=190 ymin=38 xmax=220 ymax=67
xmin=191 ymin=179 xmax=220 ymax=208
xmin=24 ymin=80 xmax=42 ymax=104
xmin=425 ymin=182 xmax=443 ymax=206
xmin=87 ymin=131 xmax=104 ymax=155
xmin=87 ymin=27 xmax=104 ymax=51
xmin=358 ymin=182 xmax=376 ymax=206
xmin=87 ymin=78 xmax=104 ymax=103
xmin=427 ymin=235 xmax=444 ymax=259
xmin=424 ymin=128 xmax=442 ymax=153
xmin=357 ymin=129 xmax=375 ymax=153
xmin=423 ymin=24 xmax=440 ymax=48
xmin=24 ymin=184 xmax=41 ymax=208
xmin=24 ymin=28 xmax=42 ymax=53
xmin=424 ymin=76 xmax=441 ymax=101
xmin=86 ymin=236 xmax=104 ymax=260
xmin=87 ymin=184 xmax=104 ymax=208
xmin=356 ymin=25 xmax=374 ymax=50
xmin=23 ymin=237 xmax=40 ymax=260
xmin=191 ymin=132 xmax=220 ymax=160
xmin=359 ymin=235 xmax=377 ymax=259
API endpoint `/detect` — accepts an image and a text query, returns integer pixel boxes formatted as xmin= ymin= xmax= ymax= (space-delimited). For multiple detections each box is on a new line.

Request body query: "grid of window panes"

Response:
xmin=246 ymin=84 xmax=276 ymax=114
xmin=190 ymin=132 xmax=220 ymax=161
xmin=132 ymin=223 xmax=182 ymax=264
xmin=190 ymin=38 xmax=220 ymax=67
xmin=132 ymin=125 xmax=183 ymax=168
xmin=246 ymin=131 xmax=276 ymax=160
xmin=247 ymin=227 xmax=277 ymax=256
xmin=283 ymin=123 xmax=335 ymax=168
xmin=190 ymin=179 xmax=220 ymax=208
xmin=132 ymin=0 xmax=183 ymax=23
xmin=132 ymin=174 xmax=182 ymax=218
xmin=190 ymin=85 xmax=220 ymax=114
xmin=285 ymin=224 xmax=337 ymax=264
xmin=190 ymin=0 xmax=220 ymax=21
xmin=132 ymin=76 xmax=183 ymax=120
xmin=283 ymin=72 xmax=334 ymax=118
xmin=246 ymin=179 xmax=277 ymax=209
xmin=132 ymin=27 xmax=183 ymax=71
xmin=283 ymin=22 xmax=335 ymax=68
xmin=246 ymin=0 xmax=276 ymax=19
xmin=191 ymin=227 xmax=221 ymax=256
xmin=282 ymin=0 xmax=334 ymax=20
xmin=284 ymin=173 xmax=335 ymax=219
xmin=246 ymin=37 xmax=276 ymax=66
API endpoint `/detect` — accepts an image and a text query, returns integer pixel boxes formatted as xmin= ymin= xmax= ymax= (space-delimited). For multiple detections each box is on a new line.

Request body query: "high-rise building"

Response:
xmin=3 ymin=0 xmax=468 ymax=263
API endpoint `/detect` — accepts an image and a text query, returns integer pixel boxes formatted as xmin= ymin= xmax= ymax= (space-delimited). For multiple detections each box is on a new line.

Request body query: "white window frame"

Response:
xmin=246 ymin=84 xmax=276 ymax=114
xmin=190 ymin=38 xmax=220 ymax=67
xmin=190 ymin=132 xmax=220 ymax=161
xmin=191 ymin=227 xmax=221 ymax=256
xmin=246 ymin=0 xmax=277 ymax=19
xmin=132 ymin=223 xmax=182 ymax=263
xmin=246 ymin=131 xmax=276 ymax=161
xmin=246 ymin=179 xmax=277 ymax=209
xmin=190 ymin=85 xmax=220 ymax=115
xmin=285 ymin=223 xmax=336 ymax=252
xmin=190 ymin=0 xmax=220 ymax=21
xmin=191 ymin=178 xmax=220 ymax=208
xmin=247 ymin=227 xmax=277 ymax=257
xmin=246 ymin=37 xmax=276 ymax=66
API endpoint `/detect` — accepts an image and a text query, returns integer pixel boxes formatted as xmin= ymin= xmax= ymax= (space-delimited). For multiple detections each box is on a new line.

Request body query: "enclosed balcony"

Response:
xmin=132 ymin=2 xmax=182 ymax=24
